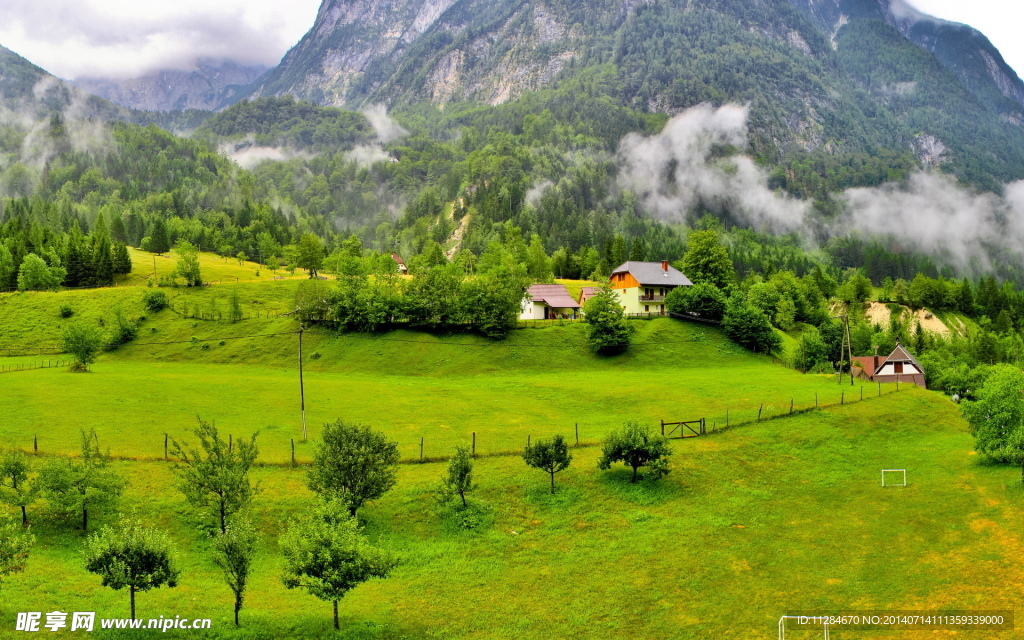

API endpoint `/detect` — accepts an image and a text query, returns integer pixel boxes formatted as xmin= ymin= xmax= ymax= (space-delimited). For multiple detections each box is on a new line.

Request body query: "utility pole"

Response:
xmin=831 ymin=313 xmax=855 ymax=385
xmin=298 ymin=319 xmax=307 ymax=442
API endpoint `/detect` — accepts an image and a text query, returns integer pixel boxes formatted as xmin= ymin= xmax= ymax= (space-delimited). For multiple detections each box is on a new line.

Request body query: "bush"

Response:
xmin=105 ymin=308 xmax=138 ymax=351
xmin=58 ymin=303 xmax=74 ymax=318
xmin=142 ymin=290 xmax=168 ymax=312
xmin=665 ymin=282 xmax=726 ymax=320
xmin=722 ymin=299 xmax=781 ymax=354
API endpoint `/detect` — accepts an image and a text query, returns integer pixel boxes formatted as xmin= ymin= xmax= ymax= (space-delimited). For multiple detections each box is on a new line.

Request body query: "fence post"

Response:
xmin=420 ymin=437 xmax=424 ymax=462
xmin=164 ymin=434 xmax=168 ymax=461
xmin=757 ymin=404 xmax=763 ymax=422
xmin=790 ymin=399 xmax=794 ymax=415
xmin=229 ymin=434 xmax=233 ymax=453
xmin=575 ymin=423 xmax=579 ymax=446
xmin=33 ymin=435 xmax=37 ymax=454
xmin=527 ymin=435 xmax=531 ymax=449
xmin=878 ymin=382 xmax=881 ymax=397
xmin=841 ymin=391 xmax=845 ymax=405
xmin=726 ymin=409 xmax=729 ymax=428
xmin=472 ymin=432 xmax=476 ymax=457
xmin=815 ymin=393 xmax=818 ymax=408
xmin=861 ymin=387 xmax=864 ymax=401
xmin=661 ymin=419 xmax=665 ymax=436
xmin=291 ymin=439 xmax=296 ymax=467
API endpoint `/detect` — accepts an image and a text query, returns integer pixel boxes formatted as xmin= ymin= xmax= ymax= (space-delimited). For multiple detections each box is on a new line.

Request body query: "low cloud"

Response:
xmin=345 ymin=145 xmax=392 ymax=169
xmin=361 ymin=104 xmax=408 ymax=144
xmin=617 ymin=103 xmax=809 ymax=233
xmin=617 ymin=103 xmax=1024 ymax=273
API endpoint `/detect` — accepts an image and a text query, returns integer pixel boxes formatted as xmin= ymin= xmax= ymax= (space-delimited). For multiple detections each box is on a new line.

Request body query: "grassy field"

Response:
xmin=1 ymin=281 xmax=1013 ymax=639
xmin=2 ymin=389 xmax=1018 ymax=639
xmin=120 ymin=248 xmax=315 ymax=287
xmin=0 ymin=317 xmax=885 ymax=463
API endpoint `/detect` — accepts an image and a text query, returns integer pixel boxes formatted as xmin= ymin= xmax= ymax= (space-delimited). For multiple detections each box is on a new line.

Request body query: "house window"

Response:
xmin=644 ymin=305 xmax=649 ymax=312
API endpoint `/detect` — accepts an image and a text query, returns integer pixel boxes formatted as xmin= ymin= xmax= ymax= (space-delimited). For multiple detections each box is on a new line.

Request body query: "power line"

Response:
xmin=0 ymin=330 xmax=300 ymax=355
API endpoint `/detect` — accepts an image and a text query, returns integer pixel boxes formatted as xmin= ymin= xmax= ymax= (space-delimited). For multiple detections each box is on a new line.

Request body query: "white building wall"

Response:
xmin=877 ymin=363 xmax=921 ymax=376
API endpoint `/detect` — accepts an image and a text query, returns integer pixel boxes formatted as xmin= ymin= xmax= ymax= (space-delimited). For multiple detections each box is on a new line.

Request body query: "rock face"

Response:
xmin=73 ymin=59 xmax=267 ymax=112
xmin=248 ymin=0 xmax=651 ymax=108
xmin=250 ymin=0 xmax=462 ymax=106
xmin=789 ymin=0 xmax=1024 ymax=118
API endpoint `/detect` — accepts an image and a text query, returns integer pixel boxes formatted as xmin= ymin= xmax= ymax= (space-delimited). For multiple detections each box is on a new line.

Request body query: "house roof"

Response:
xmin=611 ymin=261 xmax=693 ymax=286
xmin=390 ymin=253 xmax=406 ymax=265
xmin=884 ymin=343 xmax=924 ymax=371
xmin=578 ymin=287 xmax=600 ymax=303
xmin=527 ymin=284 xmax=580 ymax=308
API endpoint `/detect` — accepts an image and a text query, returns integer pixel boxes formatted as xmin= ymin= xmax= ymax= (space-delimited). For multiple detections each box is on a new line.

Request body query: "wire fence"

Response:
xmin=0 ymin=359 xmax=70 ymax=374
xmin=4 ymin=379 xmax=914 ymax=466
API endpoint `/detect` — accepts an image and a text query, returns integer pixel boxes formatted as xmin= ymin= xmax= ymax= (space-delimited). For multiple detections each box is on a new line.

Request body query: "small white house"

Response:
xmin=519 ymin=284 xmax=581 ymax=320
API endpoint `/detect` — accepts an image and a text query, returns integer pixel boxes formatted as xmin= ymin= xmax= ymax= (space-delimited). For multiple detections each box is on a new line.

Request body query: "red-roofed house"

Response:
xmin=519 ymin=284 xmax=581 ymax=320
xmin=578 ymin=287 xmax=600 ymax=307
xmin=390 ymin=253 xmax=408 ymax=274
xmin=852 ymin=343 xmax=927 ymax=388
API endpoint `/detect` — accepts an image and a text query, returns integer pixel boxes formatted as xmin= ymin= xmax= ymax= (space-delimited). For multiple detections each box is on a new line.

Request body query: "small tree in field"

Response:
xmin=84 ymin=515 xmax=180 ymax=620
xmin=211 ymin=517 xmax=258 ymax=626
xmin=523 ymin=435 xmax=573 ymax=494
xmin=280 ymin=499 xmax=397 ymax=631
xmin=0 ymin=449 xmax=37 ymax=525
xmin=598 ymin=422 xmax=672 ymax=483
xmin=38 ymin=429 xmax=124 ymax=530
xmin=0 ymin=514 xmax=34 ymax=592
xmin=439 ymin=446 xmax=475 ymax=508
xmin=63 ymin=322 xmax=102 ymax=371
xmin=175 ymin=241 xmax=202 ymax=286
xmin=308 ymin=420 xmax=399 ymax=517
xmin=169 ymin=419 xmax=259 ymax=534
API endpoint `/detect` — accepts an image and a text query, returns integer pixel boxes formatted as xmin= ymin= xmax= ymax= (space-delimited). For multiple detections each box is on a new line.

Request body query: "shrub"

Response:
xmin=142 ymin=290 xmax=168 ymax=312
xmin=58 ymin=303 xmax=74 ymax=318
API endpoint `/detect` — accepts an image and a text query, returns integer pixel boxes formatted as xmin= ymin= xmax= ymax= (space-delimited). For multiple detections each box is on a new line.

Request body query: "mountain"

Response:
xmin=790 ymin=0 xmax=1024 ymax=122
xmin=239 ymin=0 xmax=1024 ymax=191
xmin=72 ymin=59 xmax=268 ymax=113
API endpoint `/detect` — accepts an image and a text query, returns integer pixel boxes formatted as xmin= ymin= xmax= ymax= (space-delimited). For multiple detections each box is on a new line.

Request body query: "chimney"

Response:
xmin=661 ymin=260 xmax=668 ymax=272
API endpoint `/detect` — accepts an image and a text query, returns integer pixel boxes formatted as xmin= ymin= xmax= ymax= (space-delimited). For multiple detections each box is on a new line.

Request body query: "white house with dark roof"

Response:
xmin=852 ymin=343 xmax=927 ymax=388
xmin=608 ymin=261 xmax=692 ymax=315
xmin=519 ymin=284 xmax=582 ymax=320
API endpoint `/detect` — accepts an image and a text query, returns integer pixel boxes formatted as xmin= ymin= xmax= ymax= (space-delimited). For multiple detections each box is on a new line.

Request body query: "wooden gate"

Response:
xmin=661 ymin=418 xmax=705 ymax=438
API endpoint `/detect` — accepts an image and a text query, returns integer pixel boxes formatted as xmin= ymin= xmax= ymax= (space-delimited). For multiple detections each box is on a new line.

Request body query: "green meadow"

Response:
xmin=0 ymin=280 xmax=1018 ymax=639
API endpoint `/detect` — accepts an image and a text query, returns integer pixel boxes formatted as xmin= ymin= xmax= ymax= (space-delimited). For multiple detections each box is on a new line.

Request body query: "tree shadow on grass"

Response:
xmin=596 ymin=468 xmax=678 ymax=506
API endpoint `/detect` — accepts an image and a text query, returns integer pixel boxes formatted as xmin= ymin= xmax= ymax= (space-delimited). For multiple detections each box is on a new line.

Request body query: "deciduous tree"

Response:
xmin=84 ymin=515 xmax=180 ymax=620
xmin=440 ymin=446 xmax=475 ymax=508
xmin=523 ymin=435 xmax=573 ymax=494
xmin=38 ymin=429 xmax=124 ymax=530
xmin=0 ymin=450 xmax=36 ymax=525
xmin=308 ymin=421 xmax=399 ymax=517
xmin=211 ymin=517 xmax=258 ymax=626
xmin=169 ymin=419 xmax=259 ymax=533
xmin=961 ymin=365 xmax=1024 ymax=461
xmin=280 ymin=499 xmax=397 ymax=630
xmin=598 ymin=422 xmax=672 ymax=483
xmin=62 ymin=323 xmax=103 ymax=372
xmin=175 ymin=241 xmax=202 ymax=287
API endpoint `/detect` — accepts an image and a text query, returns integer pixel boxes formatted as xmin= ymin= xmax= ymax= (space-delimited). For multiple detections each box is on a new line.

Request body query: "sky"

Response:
xmin=0 ymin=0 xmax=322 ymax=80
xmin=0 ymin=0 xmax=1021 ymax=81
